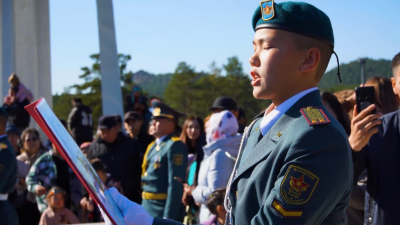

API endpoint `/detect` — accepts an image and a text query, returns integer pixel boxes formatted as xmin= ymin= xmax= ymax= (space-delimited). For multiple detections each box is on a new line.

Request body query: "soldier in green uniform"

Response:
xmin=0 ymin=107 xmax=18 ymax=225
xmin=141 ymin=101 xmax=188 ymax=221
xmin=109 ymin=1 xmax=353 ymax=225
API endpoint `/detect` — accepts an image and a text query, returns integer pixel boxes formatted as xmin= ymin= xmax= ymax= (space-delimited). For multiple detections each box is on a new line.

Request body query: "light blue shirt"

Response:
xmin=260 ymin=87 xmax=319 ymax=136
xmin=156 ymin=135 xmax=168 ymax=145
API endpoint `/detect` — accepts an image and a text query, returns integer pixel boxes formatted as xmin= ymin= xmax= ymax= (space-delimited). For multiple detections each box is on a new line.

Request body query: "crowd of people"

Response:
xmin=2 ymin=53 xmax=400 ymax=224
xmin=1 ymin=2 xmax=400 ymax=224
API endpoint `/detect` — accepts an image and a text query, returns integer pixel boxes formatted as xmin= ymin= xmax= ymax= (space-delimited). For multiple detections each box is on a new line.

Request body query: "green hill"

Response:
xmin=131 ymin=70 xmax=172 ymax=97
xmin=319 ymin=58 xmax=392 ymax=92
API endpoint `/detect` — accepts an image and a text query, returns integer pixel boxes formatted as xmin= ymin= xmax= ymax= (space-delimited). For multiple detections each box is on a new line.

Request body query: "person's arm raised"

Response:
xmin=348 ymin=104 xmax=382 ymax=152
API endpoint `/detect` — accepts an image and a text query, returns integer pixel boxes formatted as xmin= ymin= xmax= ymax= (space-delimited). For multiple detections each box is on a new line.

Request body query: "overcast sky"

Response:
xmin=50 ymin=0 xmax=400 ymax=94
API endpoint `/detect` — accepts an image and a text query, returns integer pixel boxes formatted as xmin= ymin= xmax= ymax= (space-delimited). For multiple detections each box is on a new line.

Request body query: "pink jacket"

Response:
xmin=15 ymin=83 xmax=33 ymax=102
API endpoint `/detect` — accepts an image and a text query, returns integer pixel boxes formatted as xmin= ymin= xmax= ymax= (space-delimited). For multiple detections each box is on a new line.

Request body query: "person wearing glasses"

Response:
xmin=14 ymin=128 xmax=46 ymax=224
xmin=26 ymin=141 xmax=83 ymax=216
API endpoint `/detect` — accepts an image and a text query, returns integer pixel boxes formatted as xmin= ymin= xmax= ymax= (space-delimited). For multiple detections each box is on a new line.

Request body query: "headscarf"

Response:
xmin=206 ymin=110 xmax=238 ymax=144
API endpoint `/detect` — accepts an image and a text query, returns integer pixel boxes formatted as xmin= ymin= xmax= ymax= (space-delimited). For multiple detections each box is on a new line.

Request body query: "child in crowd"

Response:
xmin=8 ymin=73 xmax=33 ymax=103
xmin=39 ymin=187 xmax=80 ymax=225
xmin=203 ymin=188 xmax=227 ymax=225
xmin=80 ymin=142 xmax=91 ymax=156
xmin=80 ymin=158 xmax=123 ymax=222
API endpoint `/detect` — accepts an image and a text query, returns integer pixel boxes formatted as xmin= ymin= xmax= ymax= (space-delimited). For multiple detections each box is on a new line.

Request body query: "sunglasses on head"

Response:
xmin=26 ymin=137 xmax=38 ymax=142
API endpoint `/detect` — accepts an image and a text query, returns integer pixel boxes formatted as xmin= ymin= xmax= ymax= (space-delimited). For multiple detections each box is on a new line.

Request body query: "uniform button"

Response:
xmin=144 ymin=172 xmax=148 ymax=177
xmin=368 ymin=217 xmax=372 ymax=223
xmin=235 ymin=169 xmax=238 ymax=176
xmin=236 ymin=191 xmax=238 ymax=198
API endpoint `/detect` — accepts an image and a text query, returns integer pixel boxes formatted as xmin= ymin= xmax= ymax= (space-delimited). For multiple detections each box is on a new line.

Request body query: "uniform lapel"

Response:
xmin=234 ymin=120 xmax=283 ymax=180
xmin=233 ymin=90 xmax=322 ymax=181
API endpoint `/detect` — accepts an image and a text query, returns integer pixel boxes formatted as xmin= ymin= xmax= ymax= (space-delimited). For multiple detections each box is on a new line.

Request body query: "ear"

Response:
xmin=391 ymin=77 xmax=398 ymax=95
xmin=216 ymin=205 xmax=226 ymax=215
xmin=299 ymin=48 xmax=321 ymax=73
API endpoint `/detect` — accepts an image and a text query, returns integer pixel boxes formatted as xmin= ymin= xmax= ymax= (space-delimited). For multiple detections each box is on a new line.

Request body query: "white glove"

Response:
xmin=109 ymin=187 xmax=154 ymax=225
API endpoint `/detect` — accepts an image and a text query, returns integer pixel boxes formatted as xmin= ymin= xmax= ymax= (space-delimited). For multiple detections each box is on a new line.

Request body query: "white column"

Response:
xmin=96 ymin=0 xmax=124 ymax=117
xmin=13 ymin=0 xmax=51 ymax=139
xmin=14 ymin=0 xmax=51 ymax=108
xmin=0 ymin=0 xmax=16 ymax=99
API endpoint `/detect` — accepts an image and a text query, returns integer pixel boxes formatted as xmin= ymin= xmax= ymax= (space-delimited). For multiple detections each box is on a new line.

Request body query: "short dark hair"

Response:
xmin=392 ymin=52 xmax=400 ymax=76
xmin=206 ymin=188 xmax=226 ymax=215
xmin=90 ymin=158 xmax=106 ymax=173
xmin=72 ymin=98 xmax=82 ymax=104
xmin=291 ymin=33 xmax=332 ymax=81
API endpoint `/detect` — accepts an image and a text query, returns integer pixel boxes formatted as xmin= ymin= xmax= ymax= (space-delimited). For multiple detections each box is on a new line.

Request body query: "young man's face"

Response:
xmin=250 ymin=29 xmax=304 ymax=102
xmin=391 ymin=67 xmax=400 ymax=102
xmin=124 ymin=119 xmax=143 ymax=136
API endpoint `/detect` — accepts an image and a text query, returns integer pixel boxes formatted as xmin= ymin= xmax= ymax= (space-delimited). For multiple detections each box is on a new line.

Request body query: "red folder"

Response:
xmin=25 ymin=98 xmax=125 ymax=225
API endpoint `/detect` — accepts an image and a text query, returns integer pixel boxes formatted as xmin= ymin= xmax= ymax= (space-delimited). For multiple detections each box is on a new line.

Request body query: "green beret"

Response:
xmin=252 ymin=1 xmax=334 ymax=47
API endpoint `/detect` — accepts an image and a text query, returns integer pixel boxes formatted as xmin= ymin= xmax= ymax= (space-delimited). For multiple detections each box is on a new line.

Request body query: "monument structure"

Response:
xmin=0 ymin=0 xmax=124 ymax=128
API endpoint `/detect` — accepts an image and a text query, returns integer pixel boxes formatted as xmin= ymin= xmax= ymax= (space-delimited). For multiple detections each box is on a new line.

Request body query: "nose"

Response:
xmin=249 ymin=53 xmax=260 ymax=67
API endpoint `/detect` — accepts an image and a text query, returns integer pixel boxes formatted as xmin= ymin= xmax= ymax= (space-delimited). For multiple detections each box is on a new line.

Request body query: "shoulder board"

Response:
xmin=171 ymin=137 xmax=181 ymax=142
xmin=0 ymin=143 xmax=8 ymax=149
xmin=300 ymin=106 xmax=331 ymax=126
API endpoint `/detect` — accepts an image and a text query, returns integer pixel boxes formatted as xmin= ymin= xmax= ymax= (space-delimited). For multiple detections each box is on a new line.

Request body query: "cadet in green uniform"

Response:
xmin=141 ymin=101 xmax=188 ymax=221
xmin=223 ymin=1 xmax=352 ymax=224
xmin=0 ymin=107 xmax=18 ymax=225
xmin=109 ymin=1 xmax=353 ymax=225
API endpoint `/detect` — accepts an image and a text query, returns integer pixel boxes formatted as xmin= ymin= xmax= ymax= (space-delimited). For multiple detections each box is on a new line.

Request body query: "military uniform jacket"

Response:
xmin=0 ymin=135 xmax=18 ymax=224
xmin=142 ymin=134 xmax=188 ymax=221
xmin=226 ymin=90 xmax=353 ymax=225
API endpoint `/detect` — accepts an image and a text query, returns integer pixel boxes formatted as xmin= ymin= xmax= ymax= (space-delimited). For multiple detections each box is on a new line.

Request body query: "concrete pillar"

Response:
xmin=14 ymin=0 xmax=52 ymax=109
xmin=0 ymin=0 xmax=16 ymax=99
xmin=96 ymin=0 xmax=124 ymax=117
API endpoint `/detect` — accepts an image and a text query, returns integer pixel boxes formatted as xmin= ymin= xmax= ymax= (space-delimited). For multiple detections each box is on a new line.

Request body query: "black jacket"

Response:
xmin=68 ymin=103 xmax=93 ymax=142
xmin=3 ymin=98 xmax=30 ymax=129
xmin=353 ymin=108 xmax=400 ymax=225
xmin=86 ymin=132 xmax=142 ymax=203
xmin=132 ymin=131 xmax=154 ymax=156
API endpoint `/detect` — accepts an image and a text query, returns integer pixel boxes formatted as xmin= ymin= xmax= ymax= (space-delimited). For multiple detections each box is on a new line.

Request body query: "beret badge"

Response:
xmin=260 ymin=0 xmax=274 ymax=21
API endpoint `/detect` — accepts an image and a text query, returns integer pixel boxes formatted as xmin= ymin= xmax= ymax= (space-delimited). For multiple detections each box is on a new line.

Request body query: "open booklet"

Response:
xmin=25 ymin=98 xmax=125 ymax=225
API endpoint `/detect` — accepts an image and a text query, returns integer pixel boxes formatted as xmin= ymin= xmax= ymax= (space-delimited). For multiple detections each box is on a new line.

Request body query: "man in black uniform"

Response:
xmin=68 ymin=98 xmax=93 ymax=146
xmin=0 ymin=107 xmax=18 ymax=224
xmin=86 ymin=115 xmax=142 ymax=203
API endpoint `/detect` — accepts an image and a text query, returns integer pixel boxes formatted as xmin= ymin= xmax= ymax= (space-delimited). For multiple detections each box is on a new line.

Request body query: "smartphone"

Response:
xmin=355 ymin=86 xmax=376 ymax=114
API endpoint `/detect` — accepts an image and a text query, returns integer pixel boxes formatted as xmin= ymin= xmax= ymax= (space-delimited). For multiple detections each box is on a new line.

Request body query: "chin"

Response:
xmin=252 ymin=88 xmax=268 ymax=100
